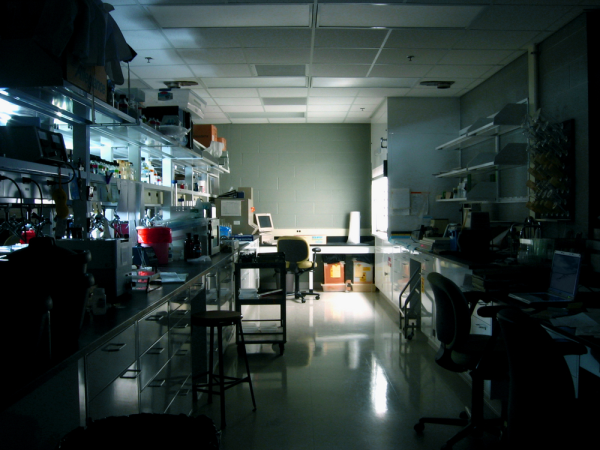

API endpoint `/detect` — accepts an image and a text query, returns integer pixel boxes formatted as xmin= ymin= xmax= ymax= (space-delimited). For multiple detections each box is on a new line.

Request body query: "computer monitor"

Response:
xmin=255 ymin=213 xmax=274 ymax=233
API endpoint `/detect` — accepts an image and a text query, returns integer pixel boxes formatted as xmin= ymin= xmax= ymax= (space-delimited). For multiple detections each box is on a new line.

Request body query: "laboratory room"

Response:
xmin=1 ymin=1 xmax=599 ymax=449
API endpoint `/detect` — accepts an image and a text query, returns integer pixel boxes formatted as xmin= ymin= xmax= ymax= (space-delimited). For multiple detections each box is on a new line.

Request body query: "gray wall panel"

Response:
xmin=216 ymin=123 xmax=371 ymax=232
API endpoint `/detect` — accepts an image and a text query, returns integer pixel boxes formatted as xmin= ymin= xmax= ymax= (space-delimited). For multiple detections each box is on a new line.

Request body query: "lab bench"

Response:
xmin=0 ymin=251 xmax=237 ymax=450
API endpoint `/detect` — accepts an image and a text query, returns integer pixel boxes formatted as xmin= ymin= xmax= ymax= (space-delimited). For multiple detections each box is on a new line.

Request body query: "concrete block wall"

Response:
xmin=216 ymin=123 xmax=372 ymax=233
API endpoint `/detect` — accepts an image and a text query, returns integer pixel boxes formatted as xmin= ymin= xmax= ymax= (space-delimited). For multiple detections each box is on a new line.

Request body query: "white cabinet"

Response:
xmin=374 ymin=236 xmax=393 ymax=302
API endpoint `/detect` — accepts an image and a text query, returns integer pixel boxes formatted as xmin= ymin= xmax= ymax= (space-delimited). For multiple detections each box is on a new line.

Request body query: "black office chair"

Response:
xmin=414 ymin=272 xmax=506 ymax=449
xmin=496 ymin=308 xmax=589 ymax=448
xmin=277 ymin=236 xmax=320 ymax=303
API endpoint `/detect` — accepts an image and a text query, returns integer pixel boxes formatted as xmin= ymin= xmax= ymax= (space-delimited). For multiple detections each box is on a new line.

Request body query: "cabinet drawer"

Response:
xmin=169 ymin=305 xmax=191 ymax=329
xmin=170 ymin=287 xmax=191 ymax=312
xmin=166 ymin=374 xmax=193 ymax=416
xmin=140 ymin=334 xmax=169 ymax=390
xmin=140 ymin=362 xmax=177 ymax=414
xmin=139 ymin=302 xmax=169 ymax=356
xmin=87 ymin=324 xmax=136 ymax=400
xmin=170 ymin=342 xmax=192 ymax=383
xmin=169 ymin=314 xmax=191 ymax=357
xmin=88 ymin=361 xmax=139 ymax=420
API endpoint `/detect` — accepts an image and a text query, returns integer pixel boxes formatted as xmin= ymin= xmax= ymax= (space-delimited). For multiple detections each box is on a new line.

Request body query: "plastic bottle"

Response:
xmin=184 ymin=233 xmax=194 ymax=261
xmin=193 ymin=235 xmax=202 ymax=259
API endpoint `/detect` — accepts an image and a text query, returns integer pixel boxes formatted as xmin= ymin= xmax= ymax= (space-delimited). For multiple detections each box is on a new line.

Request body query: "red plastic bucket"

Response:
xmin=137 ymin=227 xmax=172 ymax=265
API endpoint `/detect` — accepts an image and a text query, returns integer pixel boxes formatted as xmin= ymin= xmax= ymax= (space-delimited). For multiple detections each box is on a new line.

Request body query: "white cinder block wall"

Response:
xmin=217 ymin=123 xmax=372 ymax=235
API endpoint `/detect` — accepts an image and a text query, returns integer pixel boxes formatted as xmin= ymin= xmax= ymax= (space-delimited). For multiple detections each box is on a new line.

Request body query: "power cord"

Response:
xmin=21 ymin=177 xmax=44 ymax=218
xmin=0 ymin=174 xmax=25 ymax=219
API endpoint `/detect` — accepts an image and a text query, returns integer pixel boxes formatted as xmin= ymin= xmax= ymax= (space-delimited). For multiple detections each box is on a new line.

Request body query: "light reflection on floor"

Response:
xmin=193 ymin=292 xmax=498 ymax=450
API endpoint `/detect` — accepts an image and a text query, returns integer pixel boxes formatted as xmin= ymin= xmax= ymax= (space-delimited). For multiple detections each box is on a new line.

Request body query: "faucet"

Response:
xmin=519 ymin=217 xmax=541 ymax=239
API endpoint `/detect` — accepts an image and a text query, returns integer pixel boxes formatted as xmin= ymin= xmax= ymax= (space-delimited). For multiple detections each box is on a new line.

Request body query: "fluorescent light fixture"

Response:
xmin=312 ymin=77 xmax=419 ymax=88
xmin=147 ymin=4 xmax=312 ymax=28
xmin=318 ymin=4 xmax=485 ymax=28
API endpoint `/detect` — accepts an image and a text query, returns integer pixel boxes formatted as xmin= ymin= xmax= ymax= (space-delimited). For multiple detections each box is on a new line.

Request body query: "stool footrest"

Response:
xmin=194 ymin=375 xmax=251 ymax=395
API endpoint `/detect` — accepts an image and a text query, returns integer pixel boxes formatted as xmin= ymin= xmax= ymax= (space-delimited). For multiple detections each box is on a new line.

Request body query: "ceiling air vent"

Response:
xmin=420 ymin=81 xmax=455 ymax=89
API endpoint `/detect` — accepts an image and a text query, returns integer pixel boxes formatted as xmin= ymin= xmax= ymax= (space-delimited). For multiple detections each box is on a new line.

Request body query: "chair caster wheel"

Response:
xmin=315 ymin=295 xmax=320 ymax=300
xmin=414 ymin=423 xmax=424 ymax=433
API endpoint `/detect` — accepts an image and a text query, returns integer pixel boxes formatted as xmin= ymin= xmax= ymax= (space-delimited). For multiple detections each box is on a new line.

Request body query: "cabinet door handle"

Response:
xmin=120 ymin=369 xmax=140 ymax=379
xmin=102 ymin=343 xmax=126 ymax=352
xmin=174 ymin=323 xmax=190 ymax=329
xmin=145 ymin=314 xmax=164 ymax=322
xmin=147 ymin=347 xmax=165 ymax=355
xmin=149 ymin=379 xmax=166 ymax=388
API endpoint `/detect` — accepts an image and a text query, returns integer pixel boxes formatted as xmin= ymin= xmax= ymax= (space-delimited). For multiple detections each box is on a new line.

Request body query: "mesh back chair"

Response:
xmin=414 ymin=272 xmax=506 ymax=449
xmin=496 ymin=307 xmax=588 ymax=448
xmin=277 ymin=236 xmax=320 ymax=303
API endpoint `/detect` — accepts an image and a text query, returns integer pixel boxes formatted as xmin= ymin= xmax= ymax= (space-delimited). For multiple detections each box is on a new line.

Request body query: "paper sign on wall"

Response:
xmin=390 ymin=188 xmax=411 ymax=215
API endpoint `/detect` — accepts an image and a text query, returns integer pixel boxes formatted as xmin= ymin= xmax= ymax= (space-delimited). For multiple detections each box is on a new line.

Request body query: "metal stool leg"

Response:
xmin=217 ymin=325 xmax=226 ymax=428
xmin=207 ymin=326 xmax=215 ymax=404
xmin=237 ymin=319 xmax=256 ymax=411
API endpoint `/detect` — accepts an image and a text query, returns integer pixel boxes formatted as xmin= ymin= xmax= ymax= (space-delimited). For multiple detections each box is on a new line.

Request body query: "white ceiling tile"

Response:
xmin=439 ymin=49 xmax=515 ymax=65
xmin=189 ymin=88 xmax=210 ymax=98
xmin=179 ymin=49 xmax=246 ymax=65
xmin=258 ymin=88 xmax=308 ymax=97
xmin=385 ymin=29 xmax=466 ymax=49
xmin=469 ymin=5 xmax=575 ymax=31
xmin=129 ymin=49 xmax=185 ymax=66
xmin=452 ymin=30 xmax=541 ymax=50
xmin=121 ymin=30 xmax=171 ymax=50
xmin=314 ymin=29 xmax=388 ymax=48
xmin=111 ymin=6 xmax=158 ymax=30
xmin=214 ymin=98 xmax=262 ymax=106
xmin=307 ymin=105 xmax=351 ymax=112
xmin=311 ymin=65 xmax=370 ymax=77
xmin=309 ymin=88 xmax=360 ymax=97
xmin=204 ymin=106 xmax=223 ymax=113
xmin=308 ymin=97 xmax=355 ymax=105
xmin=131 ymin=65 xmax=195 ymax=78
xmin=369 ymin=65 xmax=434 ymax=78
xmin=163 ymin=28 xmax=241 ymax=49
xmin=146 ymin=4 xmax=312 ymax=28
xmin=357 ymin=88 xmax=410 ymax=97
xmin=377 ymin=49 xmax=449 ymax=65
xmin=202 ymin=112 xmax=230 ymax=120
xmin=243 ymin=48 xmax=311 ymax=65
xmin=318 ymin=4 xmax=485 ymax=28
xmin=206 ymin=88 xmax=259 ymax=98
xmin=498 ymin=50 xmax=528 ymax=66
xmin=234 ymin=29 xmax=311 ymax=48
xmin=203 ymin=78 xmax=307 ymax=88
xmin=313 ymin=49 xmax=379 ymax=65
xmin=426 ymin=65 xmax=494 ymax=78
xmin=220 ymin=106 xmax=265 ymax=113
xmin=349 ymin=104 xmax=379 ymax=113
xmin=190 ymin=65 xmax=253 ymax=77
xmin=312 ymin=77 xmax=419 ymax=88
xmin=352 ymin=97 xmax=384 ymax=105
xmin=264 ymin=105 xmax=307 ymax=112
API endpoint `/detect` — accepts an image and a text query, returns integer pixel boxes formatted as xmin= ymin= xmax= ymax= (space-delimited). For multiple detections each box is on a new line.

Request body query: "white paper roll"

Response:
xmin=348 ymin=211 xmax=361 ymax=244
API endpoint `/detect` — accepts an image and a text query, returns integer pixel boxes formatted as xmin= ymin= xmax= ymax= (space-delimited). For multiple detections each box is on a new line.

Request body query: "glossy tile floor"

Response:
xmin=193 ymin=292 xmax=500 ymax=450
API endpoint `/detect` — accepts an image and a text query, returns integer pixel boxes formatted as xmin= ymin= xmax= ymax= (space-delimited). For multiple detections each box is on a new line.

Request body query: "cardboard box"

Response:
xmin=217 ymin=136 xmax=227 ymax=152
xmin=193 ymin=124 xmax=218 ymax=148
xmin=64 ymin=54 xmax=108 ymax=101
xmin=353 ymin=260 xmax=373 ymax=283
xmin=324 ymin=262 xmax=345 ymax=284
xmin=321 ymin=283 xmax=346 ymax=292
xmin=350 ymin=283 xmax=376 ymax=292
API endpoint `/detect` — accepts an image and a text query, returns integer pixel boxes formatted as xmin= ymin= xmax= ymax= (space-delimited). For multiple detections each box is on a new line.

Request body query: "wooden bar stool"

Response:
xmin=192 ymin=311 xmax=256 ymax=428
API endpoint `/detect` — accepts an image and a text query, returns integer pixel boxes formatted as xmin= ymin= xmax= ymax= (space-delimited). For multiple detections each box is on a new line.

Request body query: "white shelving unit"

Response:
xmin=433 ymin=102 xmax=529 ymax=206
